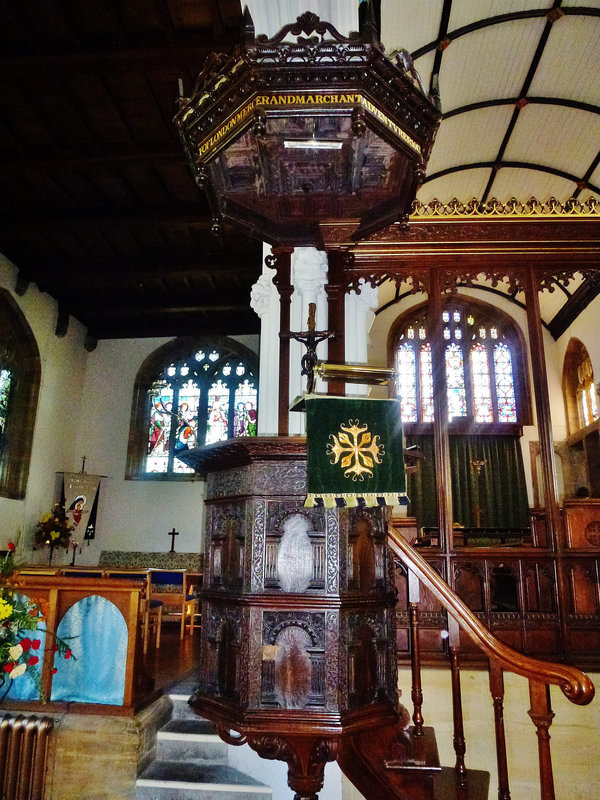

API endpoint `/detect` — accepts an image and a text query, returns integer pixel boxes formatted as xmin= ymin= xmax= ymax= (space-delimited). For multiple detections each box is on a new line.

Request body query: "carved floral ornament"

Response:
xmin=410 ymin=195 xmax=600 ymax=219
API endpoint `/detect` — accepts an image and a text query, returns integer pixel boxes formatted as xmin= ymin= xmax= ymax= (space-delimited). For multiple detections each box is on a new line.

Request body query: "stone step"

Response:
xmin=136 ymin=761 xmax=273 ymax=800
xmin=169 ymin=691 xmax=201 ymax=720
xmin=157 ymin=719 xmax=228 ymax=762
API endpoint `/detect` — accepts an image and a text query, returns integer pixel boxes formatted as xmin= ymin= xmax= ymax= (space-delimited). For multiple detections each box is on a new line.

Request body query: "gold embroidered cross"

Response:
xmin=327 ymin=419 xmax=384 ymax=480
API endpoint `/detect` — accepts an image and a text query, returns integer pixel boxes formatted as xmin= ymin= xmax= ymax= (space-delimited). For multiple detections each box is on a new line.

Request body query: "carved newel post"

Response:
xmin=181 ymin=439 xmax=403 ymax=799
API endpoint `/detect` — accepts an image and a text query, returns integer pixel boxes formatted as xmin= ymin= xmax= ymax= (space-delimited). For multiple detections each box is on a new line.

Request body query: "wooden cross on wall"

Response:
xmin=168 ymin=527 xmax=179 ymax=553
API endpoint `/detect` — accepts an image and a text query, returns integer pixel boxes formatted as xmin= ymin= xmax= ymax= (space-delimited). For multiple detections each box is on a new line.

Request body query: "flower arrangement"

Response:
xmin=0 ymin=543 xmax=73 ymax=700
xmin=35 ymin=503 xmax=73 ymax=553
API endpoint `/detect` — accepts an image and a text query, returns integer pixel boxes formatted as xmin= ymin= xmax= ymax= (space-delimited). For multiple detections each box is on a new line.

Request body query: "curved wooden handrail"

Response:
xmin=388 ymin=525 xmax=595 ymax=706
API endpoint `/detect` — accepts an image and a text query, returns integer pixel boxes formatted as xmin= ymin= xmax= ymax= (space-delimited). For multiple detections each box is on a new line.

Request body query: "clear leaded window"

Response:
xmin=0 ymin=367 xmax=12 ymax=454
xmin=576 ymin=354 xmax=599 ymax=428
xmin=395 ymin=303 xmax=520 ymax=425
xmin=144 ymin=346 xmax=257 ymax=475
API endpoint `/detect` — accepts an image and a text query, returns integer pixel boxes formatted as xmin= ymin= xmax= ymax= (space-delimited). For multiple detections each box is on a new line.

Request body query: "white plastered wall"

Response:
xmin=0 ymin=252 xmax=258 ymax=564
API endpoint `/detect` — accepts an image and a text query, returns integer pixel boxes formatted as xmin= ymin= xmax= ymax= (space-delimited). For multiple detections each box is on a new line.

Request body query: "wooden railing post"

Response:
xmin=409 ymin=602 xmax=424 ymax=736
xmin=408 ymin=569 xmax=424 ymax=736
xmin=448 ymin=616 xmax=467 ymax=789
xmin=528 ymin=680 xmax=556 ymax=800
xmin=489 ymin=661 xmax=511 ymax=800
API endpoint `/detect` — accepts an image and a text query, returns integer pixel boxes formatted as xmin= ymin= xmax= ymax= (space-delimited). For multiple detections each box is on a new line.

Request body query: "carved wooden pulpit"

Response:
xmin=179 ymin=437 xmax=405 ymax=799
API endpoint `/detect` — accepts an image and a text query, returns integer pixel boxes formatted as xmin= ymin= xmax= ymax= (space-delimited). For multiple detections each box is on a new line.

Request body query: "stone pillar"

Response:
xmin=251 ymin=246 xmax=330 ymax=436
xmin=289 ymin=248 xmax=329 ymax=434
xmin=345 ymin=279 xmax=378 ymax=396
xmin=250 ymin=245 xmax=279 ymax=435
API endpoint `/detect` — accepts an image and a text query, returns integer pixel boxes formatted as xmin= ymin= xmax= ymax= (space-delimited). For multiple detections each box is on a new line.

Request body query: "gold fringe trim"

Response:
xmin=304 ymin=492 xmax=407 ymax=508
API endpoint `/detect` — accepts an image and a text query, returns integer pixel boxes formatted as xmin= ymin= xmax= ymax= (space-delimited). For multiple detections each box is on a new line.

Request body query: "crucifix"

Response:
xmin=280 ymin=302 xmax=335 ymax=394
xmin=168 ymin=527 xmax=179 ymax=553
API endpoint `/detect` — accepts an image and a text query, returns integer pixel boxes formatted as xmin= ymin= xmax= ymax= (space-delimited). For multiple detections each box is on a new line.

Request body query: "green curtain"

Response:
xmin=406 ymin=434 xmax=529 ymax=530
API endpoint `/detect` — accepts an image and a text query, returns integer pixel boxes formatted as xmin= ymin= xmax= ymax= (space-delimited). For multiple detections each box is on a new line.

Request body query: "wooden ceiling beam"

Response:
xmin=72 ymin=263 xmax=259 ymax=286
xmin=0 ymin=203 xmax=213 ymax=226
xmin=0 ymin=143 xmax=183 ymax=169
xmin=0 ymin=36 xmax=237 ymax=72
xmin=84 ymin=314 xmax=260 ymax=340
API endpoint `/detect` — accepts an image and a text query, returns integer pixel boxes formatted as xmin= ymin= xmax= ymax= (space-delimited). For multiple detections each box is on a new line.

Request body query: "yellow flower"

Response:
xmin=8 ymin=643 xmax=23 ymax=661
xmin=50 ymin=530 xmax=60 ymax=540
xmin=10 ymin=663 xmax=26 ymax=679
xmin=40 ymin=513 xmax=52 ymax=523
xmin=0 ymin=598 xmax=13 ymax=621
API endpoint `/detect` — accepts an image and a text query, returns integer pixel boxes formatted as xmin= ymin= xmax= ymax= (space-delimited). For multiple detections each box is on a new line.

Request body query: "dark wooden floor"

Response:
xmin=141 ymin=620 xmax=202 ymax=694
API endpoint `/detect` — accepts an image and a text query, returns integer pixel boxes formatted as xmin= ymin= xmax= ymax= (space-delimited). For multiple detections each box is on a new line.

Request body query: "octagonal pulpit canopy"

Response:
xmin=174 ymin=9 xmax=441 ymax=246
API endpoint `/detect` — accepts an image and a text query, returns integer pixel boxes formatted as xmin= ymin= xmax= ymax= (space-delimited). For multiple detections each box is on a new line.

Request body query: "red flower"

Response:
xmin=51 ymin=668 xmax=57 ymax=675
xmin=52 ymin=645 xmax=58 ymax=652
xmin=3 ymin=663 xmax=14 ymax=673
xmin=65 ymin=649 xmax=72 ymax=659
xmin=7 ymin=542 xmax=15 ymax=552
xmin=31 ymin=640 xmax=41 ymax=650
xmin=1 ymin=622 xmax=9 ymax=628
xmin=27 ymin=656 xmax=39 ymax=666
xmin=19 ymin=638 xmax=31 ymax=651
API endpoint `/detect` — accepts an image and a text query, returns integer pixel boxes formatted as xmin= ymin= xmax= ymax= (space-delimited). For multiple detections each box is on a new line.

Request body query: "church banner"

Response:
xmin=61 ymin=472 xmax=102 ymax=541
xmin=305 ymin=396 xmax=406 ymax=508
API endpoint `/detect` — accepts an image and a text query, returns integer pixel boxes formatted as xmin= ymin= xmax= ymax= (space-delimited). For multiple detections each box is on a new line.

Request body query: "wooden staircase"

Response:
xmin=371 ymin=524 xmax=595 ymax=800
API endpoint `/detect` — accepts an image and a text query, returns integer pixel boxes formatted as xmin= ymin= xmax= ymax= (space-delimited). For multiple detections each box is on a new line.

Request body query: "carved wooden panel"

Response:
xmin=261 ymin=611 xmax=326 ymax=709
xmin=453 ymin=564 xmax=485 ymax=611
xmin=569 ymin=562 xmax=600 ymax=615
xmin=563 ymin=499 xmax=600 ymax=548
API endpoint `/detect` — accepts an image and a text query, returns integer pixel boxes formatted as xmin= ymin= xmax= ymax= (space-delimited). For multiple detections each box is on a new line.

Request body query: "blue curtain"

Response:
xmin=51 ymin=595 xmax=128 ymax=705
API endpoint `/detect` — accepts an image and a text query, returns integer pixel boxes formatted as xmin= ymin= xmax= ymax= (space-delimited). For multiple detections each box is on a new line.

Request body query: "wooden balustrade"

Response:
xmin=388 ymin=524 xmax=595 ymax=800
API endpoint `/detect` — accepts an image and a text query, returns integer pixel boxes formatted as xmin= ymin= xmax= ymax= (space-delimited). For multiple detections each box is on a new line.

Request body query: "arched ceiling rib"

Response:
xmin=382 ymin=1 xmax=600 ymax=205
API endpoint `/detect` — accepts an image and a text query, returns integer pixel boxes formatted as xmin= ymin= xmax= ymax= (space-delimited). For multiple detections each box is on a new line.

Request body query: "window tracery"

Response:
xmin=392 ymin=299 xmax=526 ymax=427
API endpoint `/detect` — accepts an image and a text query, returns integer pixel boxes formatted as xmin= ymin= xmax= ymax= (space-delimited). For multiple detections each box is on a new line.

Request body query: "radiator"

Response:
xmin=0 ymin=714 xmax=54 ymax=800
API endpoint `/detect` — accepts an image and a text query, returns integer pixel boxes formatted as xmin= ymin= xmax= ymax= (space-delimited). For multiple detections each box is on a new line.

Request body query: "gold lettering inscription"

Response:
xmin=196 ymin=91 xmax=420 ymax=159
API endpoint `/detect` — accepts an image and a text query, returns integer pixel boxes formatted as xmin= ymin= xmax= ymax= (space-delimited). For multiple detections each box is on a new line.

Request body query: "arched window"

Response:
xmin=562 ymin=338 xmax=599 ymax=435
xmin=127 ymin=337 xmax=258 ymax=478
xmin=391 ymin=298 xmax=530 ymax=429
xmin=0 ymin=290 xmax=41 ymax=499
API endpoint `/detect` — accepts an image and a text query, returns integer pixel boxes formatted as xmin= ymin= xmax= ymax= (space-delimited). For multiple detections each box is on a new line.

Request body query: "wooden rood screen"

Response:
xmin=15 ymin=575 xmax=144 ymax=710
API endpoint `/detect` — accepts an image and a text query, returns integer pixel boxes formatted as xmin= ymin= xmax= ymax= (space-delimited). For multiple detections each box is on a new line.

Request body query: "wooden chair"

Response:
xmin=184 ymin=572 xmax=202 ymax=636
xmin=148 ymin=569 xmax=195 ymax=639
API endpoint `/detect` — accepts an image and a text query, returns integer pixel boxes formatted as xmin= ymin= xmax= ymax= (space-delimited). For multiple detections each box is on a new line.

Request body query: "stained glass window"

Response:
xmin=494 ymin=343 xmax=517 ymax=423
xmin=397 ymin=343 xmax=417 ymax=422
xmin=446 ymin=344 xmax=467 ymax=420
xmin=420 ymin=344 xmax=434 ymax=423
xmin=206 ymin=379 xmax=230 ymax=445
xmin=472 ymin=344 xmax=493 ymax=423
xmin=394 ymin=301 xmax=522 ymax=426
xmin=136 ymin=340 xmax=258 ymax=476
